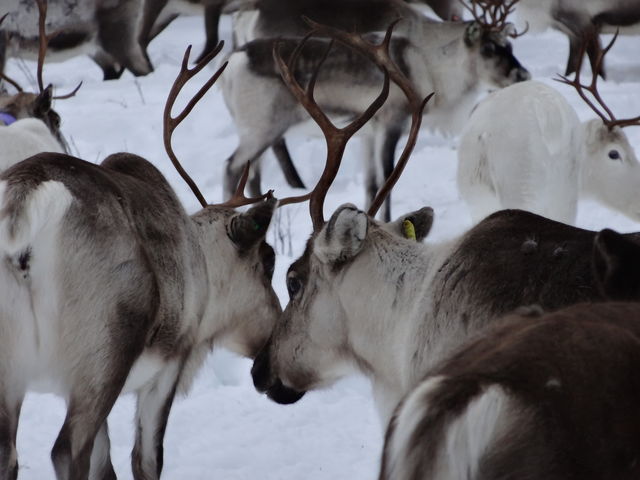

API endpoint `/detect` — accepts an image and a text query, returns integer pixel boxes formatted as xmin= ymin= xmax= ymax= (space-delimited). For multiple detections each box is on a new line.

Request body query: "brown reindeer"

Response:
xmin=380 ymin=229 xmax=640 ymax=480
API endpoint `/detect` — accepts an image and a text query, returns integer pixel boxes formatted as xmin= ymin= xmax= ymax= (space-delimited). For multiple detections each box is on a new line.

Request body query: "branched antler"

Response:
xmin=0 ymin=13 xmax=24 ymax=92
xmin=555 ymin=31 xmax=640 ymax=130
xmin=35 ymin=0 xmax=82 ymax=99
xmin=460 ymin=0 xmax=528 ymax=37
xmin=275 ymin=19 xmax=432 ymax=230
xmin=164 ymin=42 xmax=273 ymax=209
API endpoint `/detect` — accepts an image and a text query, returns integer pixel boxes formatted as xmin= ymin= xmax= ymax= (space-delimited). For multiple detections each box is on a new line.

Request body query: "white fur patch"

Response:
xmin=0 ymin=180 xmax=73 ymax=255
xmin=0 ymin=119 xmax=63 ymax=171
xmin=386 ymin=376 xmax=446 ymax=480
xmin=314 ymin=204 xmax=368 ymax=264
xmin=122 ymin=353 xmax=166 ymax=394
xmin=438 ymin=385 xmax=510 ymax=479
xmin=386 ymin=380 xmax=511 ymax=480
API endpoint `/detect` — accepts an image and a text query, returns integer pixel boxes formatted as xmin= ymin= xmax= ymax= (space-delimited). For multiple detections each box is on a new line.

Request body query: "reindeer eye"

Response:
xmin=287 ymin=275 xmax=303 ymax=298
xmin=608 ymin=150 xmax=621 ymax=160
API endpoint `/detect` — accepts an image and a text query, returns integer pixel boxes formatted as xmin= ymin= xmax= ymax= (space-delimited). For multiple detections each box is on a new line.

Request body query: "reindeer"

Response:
xmin=457 ymin=33 xmax=640 ymax=225
xmin=249 ymin=23 xmax=640 ymax=428
xmin=380 ymin=230 xmax=640 ymax=480
xmin=0 ymin=2 xmax=81 ymax=171
xmin=517 ymin=0 xmax=640 ymax=78
xmin=221 ymin=0 xmax=530 ymax=222
xmin=0 ymin=41 xmax=282 ymax=480
xmin=232 ymin=0 xmax=465 ymax=46
xmin=1 ymin=0 xmax=156 ymax=80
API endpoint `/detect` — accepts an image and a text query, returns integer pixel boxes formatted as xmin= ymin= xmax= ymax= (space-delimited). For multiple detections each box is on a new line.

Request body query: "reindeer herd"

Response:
xmin=1 ymin=0 xmax=640 ymax=479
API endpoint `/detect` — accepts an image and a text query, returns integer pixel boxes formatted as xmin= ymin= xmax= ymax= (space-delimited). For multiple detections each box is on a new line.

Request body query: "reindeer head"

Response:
xmin=162 ymin=42 xmax=281 ymax=358
xmin=0 ymin=1 xmax=80 ymax=152
xmin=462 ymin=0 xmax=530 ymax=87
xmin=556 ymin=32 xmax=640 ymax=221
xmin=253 ymin=204 xmax=434 ymax=402
xmin=250 ymin=20 xmax=432 ymax=403
xmin=191 ymin=198 xmax=282 ymax=358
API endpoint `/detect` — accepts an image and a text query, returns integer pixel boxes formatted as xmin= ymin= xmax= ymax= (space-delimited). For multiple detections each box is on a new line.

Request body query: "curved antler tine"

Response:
xmin=214 ymin=162 xmax=274 ymax=209
xmin=0 ymin=13 xmax=8 ymax=26
xmin=0 ymin=73 xmax=23 ymax=92
xmin=36 ymin=0 xmax=48 ymax=93
xmin=274 ymin=34 xmax=337 ymax=137
xmin=52 ymin=81 xmax=83 ymax=100
xmin=554 ymin=30 xmax=623 ymax=129
xmin=163 ymin=41 xmax=227 ymax=208
xmin=274 ymin=28 xmax=391 ymax=231
xmin=460 ymin=0 xmax=522 ymax=34
xmin=367 ymin=92 xmax=433 ymax=217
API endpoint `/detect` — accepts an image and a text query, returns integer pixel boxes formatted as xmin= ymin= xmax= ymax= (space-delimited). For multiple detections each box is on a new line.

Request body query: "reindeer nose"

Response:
xmin=251 ymin=346 xmax=273 ymax=393
xmin=515 ymin=67 xmax=531 ymax=82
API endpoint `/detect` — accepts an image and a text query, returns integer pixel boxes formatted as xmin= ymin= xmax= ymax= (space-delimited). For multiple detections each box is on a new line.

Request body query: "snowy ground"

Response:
xmin=4 ymin=10 xmax=640 ymax=480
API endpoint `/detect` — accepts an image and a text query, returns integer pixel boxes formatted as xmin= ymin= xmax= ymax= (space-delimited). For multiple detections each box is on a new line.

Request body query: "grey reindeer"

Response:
xmin=249 ymin=23 xmax=640 ymax=432
xmin=0 ymin=42 xmax=281 ymax=480
xmin=228 ymin=0 xmax=464 ymax=195
xmin=221 ymin=0 xmax=530 ymax=222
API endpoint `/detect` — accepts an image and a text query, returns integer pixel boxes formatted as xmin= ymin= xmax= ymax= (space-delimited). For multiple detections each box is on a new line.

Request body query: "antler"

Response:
xmin=35 ymin=0 xmax=82 ymax=99
xmin=555 ymin=31 xmax=640 ymax=130
xmin=461 ymin=0 xmax=528 ymax=37
xmin=164 ymin=42 xmax=273 ymax=209
xmin=0 ymin=13 xmax=25 ymax=92
xmin=275 ymin=19 xmax=432 ymax=230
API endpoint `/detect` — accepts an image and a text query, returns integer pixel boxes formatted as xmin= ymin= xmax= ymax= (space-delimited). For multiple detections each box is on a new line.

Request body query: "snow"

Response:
xmin=4 ymin=13 xmax=640 ymax=480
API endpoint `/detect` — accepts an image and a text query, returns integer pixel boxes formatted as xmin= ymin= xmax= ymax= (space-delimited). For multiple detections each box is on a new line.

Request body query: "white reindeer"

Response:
xmin=457 ymin=35 xmax=640 ymax=225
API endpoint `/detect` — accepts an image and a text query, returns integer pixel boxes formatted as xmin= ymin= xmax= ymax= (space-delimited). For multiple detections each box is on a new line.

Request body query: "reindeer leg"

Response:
xmin=0 ymin=392 xmax=23 ymax=480
xmin=51 ymin=388 xmax=123 ymax=480
xmin=272 ymin=138 xmax=306 ymax=189
xmin=362 ymin=135 xmax=379 ymax=213
xmin=88 ymin=422 xmax=116 ymax=480
xmin=138 ymin=0 xmax=170 ymax=48
xmin=380 ymin=127 xmax=403 ymax=223
xmin=91 ymin=49 xmax=124 ymax=81
xmin=52 ymin=303 xmax=151 ymax=480
xmin=225 ymin=140 xmax=274 ymax=200
xmin=585 ymin=29 xmax=605 ymax=79
xmin=131 ymin=360 xmax=182 ymax=480
xmin=196 ymin=1 xmax=225 ymax=64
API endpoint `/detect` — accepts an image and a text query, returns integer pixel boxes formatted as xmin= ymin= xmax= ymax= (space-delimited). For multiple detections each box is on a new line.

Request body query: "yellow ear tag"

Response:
xmin=402 ymin=219 xmax=416 ymax=241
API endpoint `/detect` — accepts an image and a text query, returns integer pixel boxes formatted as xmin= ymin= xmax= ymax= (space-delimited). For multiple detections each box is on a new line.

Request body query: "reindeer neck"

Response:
xmin=342 ymin=230 xmax=455 ymax=414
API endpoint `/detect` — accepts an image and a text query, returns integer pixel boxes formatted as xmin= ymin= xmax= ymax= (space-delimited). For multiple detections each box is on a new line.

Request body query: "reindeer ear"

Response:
xmin=228 ymin=197 xmax=277 ymax=251
xmin=464 ymin=22 xmax=482 ymax=46
xmin=314 ymin=204 xmax=368 ymax=265
xmin=593 ymin=229 xmax=640 ymax=300
xmin=34 ymin=84 xmax=53 ymax=117
xmin=384 ymin=207 xmax=434 ymax=242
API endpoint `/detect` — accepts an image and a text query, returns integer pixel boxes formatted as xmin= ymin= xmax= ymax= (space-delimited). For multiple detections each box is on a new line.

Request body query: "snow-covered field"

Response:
xmin=4 ymin=10 xmax=640 ymax=480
